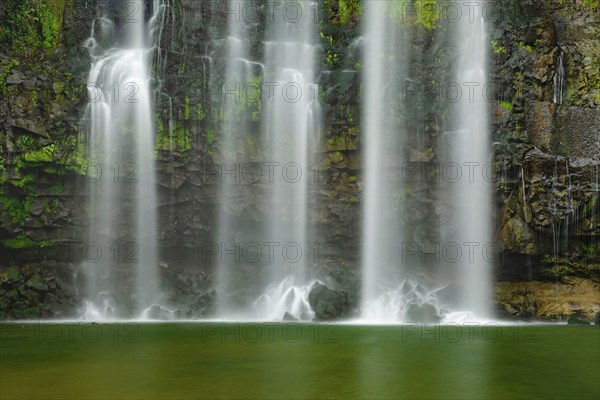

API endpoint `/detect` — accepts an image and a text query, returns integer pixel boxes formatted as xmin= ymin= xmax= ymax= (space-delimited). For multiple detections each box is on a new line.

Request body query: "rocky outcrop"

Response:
xmin=495 ymin=278 xmax=600 ymax=320
xmin=0 ymin=262 xmax=78 ymax=319
xmin=490 ymin=0 xmax=600 ymax=283
xmin=160 ymin=262 xmax=216 ymax=318
xmin=308 ymin=283 xmax=354 ymax=320
xmin=1 ymin=0 xmax=92 ymax=259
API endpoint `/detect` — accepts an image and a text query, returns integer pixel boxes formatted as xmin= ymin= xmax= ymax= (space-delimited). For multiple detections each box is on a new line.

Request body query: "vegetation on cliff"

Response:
xmin=0 ymin=0 xmax=70 ymax=58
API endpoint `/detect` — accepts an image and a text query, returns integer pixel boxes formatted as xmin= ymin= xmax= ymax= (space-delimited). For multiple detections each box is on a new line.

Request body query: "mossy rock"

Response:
xmin=25 ymin=273 xmax=48 ymax=291
xmin=1 ymin=266 xmax=23 ymax=283
xmin=308 ymin=283 xmax=351 ymax=320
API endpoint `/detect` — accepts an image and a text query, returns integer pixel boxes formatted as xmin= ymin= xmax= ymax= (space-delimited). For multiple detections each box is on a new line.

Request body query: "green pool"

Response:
xmin=1 ymin=323 xmax=598 ymax=399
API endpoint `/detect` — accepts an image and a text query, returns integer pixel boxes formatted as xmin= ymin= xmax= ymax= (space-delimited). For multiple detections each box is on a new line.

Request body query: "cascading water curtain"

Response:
xmin=255 ymin=0 xmax=321 ymax=320
xmin=360 ymin=0 xmax=409 ymax=322
xmin=82 ymin=0 xmax=165 ymax=319
xmin=449 ymin=1 xmax=492 ymax=320
xmin=214 ymin=0 xmax=258 ymax=319
xmin=214 ymin=0 xmax=321 ymax=320
xmin=360 ymin=0 xmax=493 ymax=322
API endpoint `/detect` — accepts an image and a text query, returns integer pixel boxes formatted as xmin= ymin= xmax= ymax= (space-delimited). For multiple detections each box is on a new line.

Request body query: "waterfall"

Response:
xmin=259 ymin=0 xmax=320 ymax=319
xmin=450 ymin=4 xmax=492 ymax=319
xmin=553 ymin=51 xmax=565 ymax=104
xmin=214 ymin=0 xmax=259 ymax=318
xmin=76 ymin=0 xmax=496 ymax=322
xmin=215 ymin=1 xmax=321 ymax=320
xmin=81 ymin=1 xmax=164 ymax=319
xmin=360 ymin=1 xmax=492 ymax=322
xmin=360 ymin=1 xmax=408 ymax=321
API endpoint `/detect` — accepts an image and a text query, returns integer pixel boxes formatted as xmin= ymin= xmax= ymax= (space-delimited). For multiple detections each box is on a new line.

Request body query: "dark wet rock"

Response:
xmin=2 ymin=266 xmax=22 ymax=284
xmin=0 ymin=263 xmax=79 ymax=319
xmin=146 ymin=305 xmax=175 ymax=320
xmin=26 ymin=273 xmax=48 ymax=291
xmin=314 ymin=267 xmax=361 ymax=309
xmin=283 ymin=312 xmax=299 ymax=321
xmin=160 ymin=263 xmax=216 ymax=318
xmin=523 ymin=148 xmax=600 ymax=232
xmin=404 ymin=303 xmax=441 ymax=324
xmin=6 ymin=71 xmax=25 ymax=85
xmin=308 ymin=283 xmax=351 ymax=321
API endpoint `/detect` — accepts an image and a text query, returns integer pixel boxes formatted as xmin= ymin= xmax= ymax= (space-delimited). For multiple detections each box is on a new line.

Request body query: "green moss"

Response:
xmin=62 ymin=137 xmax=87 ymax=175
xmin=31 ymin=91 xmax=39 ymax=108
xmin=415 ymin=0 xmax=439 ymax=30
xmin=326 ymin=51 xmax=341 ymax=66
xmin=0 ymin=196 xmax=32 ymax=225
xmin=24 ymin=144 xmax=56 ymax=163
xmin=582 ymin=0 xmax=599 ymax=11
xmin=10 ymin=171 xmax=36 ymax=189
xmin=491 ymin=40 xmax=506 ymax=54
xmin=207 ymin=129 xmax=216 ymax=145
xmin=0 ymin=59 xmax=20 ymax=95
xmin=0 ymin=163 xmax=6 ymax=188
xmin=516 ymin=41 xmax=534 ymax=54
xmin=348 ymin=111 xmax=355 ymax=124
xmin=3 ymin=235 xmax=37 ymax=249
xmin=338 ymin=0 xmax=361 ymax=25
xmin=39 ymin=3 xmax=59 ymax=49
xmin=156 ymin=123 xmax=190 ymax=151
xmin=44 ymin=199 xmax=60 ymax=217
xmin=391 ymin=0 xmax=440 ymax=29
xmin=156 ymin=115 xmax=165 ymax=133
xmin=184 ymin=95 xmax=191 ymax=121
xmin=16 ymin=135 xmax=34 ymax=148
xmin=51 ymin=182 xmax=65 ymax=194
xmin=513 ymin=71 xmax=525 ymax=98
xmin=348 ymin=176 xmax=357 ymax=182
xmin=578 ymin=242 xmax=597 ymax=259
xmin=500 ymin=100 xmax=513 ymax=112
xmin=334 ymin=136 xmax=346 ymax=148
xmin=0 ymin=0 xmax=61 ymax=58
xmin=571 ymin=54 xmax=600 ymax=107
xmin=541 ymin=254 xmax=598 ymax=281
xmin=3 ymin=234 xmax=53 ymax=250
xmin=14 ymin=134 xmax=87 ymax=178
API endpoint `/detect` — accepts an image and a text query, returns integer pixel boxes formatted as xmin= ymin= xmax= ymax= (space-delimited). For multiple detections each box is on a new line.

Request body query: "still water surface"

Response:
xmin=1 ymin=323 xmax=598 ymax=399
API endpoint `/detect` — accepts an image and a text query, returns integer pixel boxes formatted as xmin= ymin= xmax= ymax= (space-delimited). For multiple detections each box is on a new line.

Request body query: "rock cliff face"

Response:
xmin=489 ymin=0 xmax=600 ymax=290
xmin=1 ymin=0 xmax=598 ymax=320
